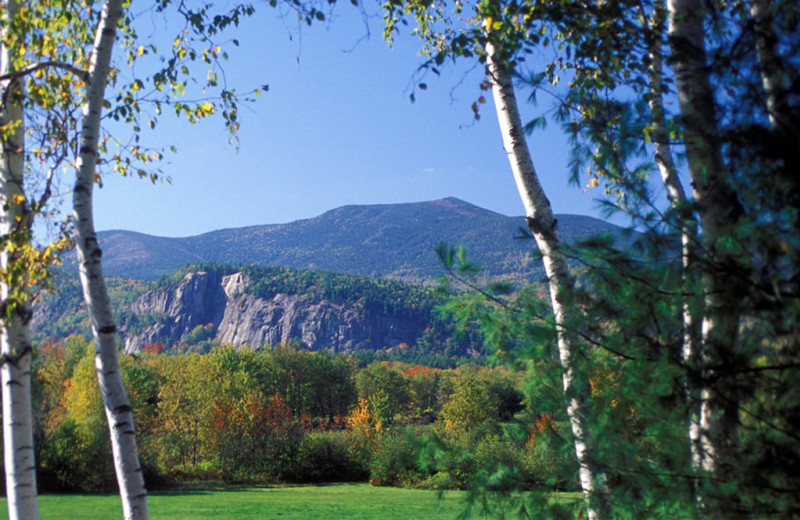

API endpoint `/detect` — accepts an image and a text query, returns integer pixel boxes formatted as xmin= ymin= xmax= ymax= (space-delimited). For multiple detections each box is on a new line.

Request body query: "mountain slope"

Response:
xmin=117 ymin=267 xmax=435 ymax=354
xmin=34 ymin=264 xmax=472 ymax=359
xmin=94 ymin=197 xmax=629 ymax=282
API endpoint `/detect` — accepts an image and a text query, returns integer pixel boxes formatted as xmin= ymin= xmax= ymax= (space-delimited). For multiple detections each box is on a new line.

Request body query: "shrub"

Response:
xmin=369 ymin=430 xmax=426 ymax=487
xmin=521 ymin=419 xmax=578 ymax=490
xmin=294 ymin=431 xmax=369 ymax=482
xmin=37 ymin=420 xmax=116 ymax=492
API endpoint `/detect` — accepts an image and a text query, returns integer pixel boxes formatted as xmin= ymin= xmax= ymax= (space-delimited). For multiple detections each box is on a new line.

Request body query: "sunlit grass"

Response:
xmin=0 ymin=484 xmax=472 ymax=520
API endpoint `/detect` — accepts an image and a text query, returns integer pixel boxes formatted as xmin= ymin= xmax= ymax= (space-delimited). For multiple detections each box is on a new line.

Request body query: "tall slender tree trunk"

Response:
xmin=0 ymin=1 xmax=41 ymax=517
xmin=486 ymin=40 xmax=610 ymax=520
xmin=748 ymin=0 xmax=793 ymax=132
xmin=668 ymin=0 xmax=743 ymax=487
xmin=646 ymin=0 xmax=706 ymax=493
xmin=72 ymin=1 xmax=148 ymax=519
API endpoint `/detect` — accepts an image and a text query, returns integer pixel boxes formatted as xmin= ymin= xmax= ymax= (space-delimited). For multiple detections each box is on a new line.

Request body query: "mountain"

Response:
xmin=35 ymin=264 xmax=472 ymax=358
xmin=39 ymin=199 xmax=634 ymax=356
xmin=93 ymin=197 xmax=630 ymax=283
xmin=116 ymin=267 xmax=435 ymax=354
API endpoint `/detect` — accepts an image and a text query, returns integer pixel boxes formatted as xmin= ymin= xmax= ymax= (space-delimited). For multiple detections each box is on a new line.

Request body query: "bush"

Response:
xmin=473 ymin=434 xmax=522 ymax=473
xmin=369 ymin=430 xmax=426 ymax=487
xmin=37 ymin=420 xmax=116 ymax=492
xmin=294 ymin=431 xmax=369 ymax=482
xmin=521 ymin=423 xmax=578 ymax=491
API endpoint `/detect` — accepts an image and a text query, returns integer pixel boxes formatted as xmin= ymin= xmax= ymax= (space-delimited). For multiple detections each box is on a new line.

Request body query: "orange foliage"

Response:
xmin=142 ymin=342 xmax=166 ymax=355
xmin=527 ymin=413 xmax=555 ymax=448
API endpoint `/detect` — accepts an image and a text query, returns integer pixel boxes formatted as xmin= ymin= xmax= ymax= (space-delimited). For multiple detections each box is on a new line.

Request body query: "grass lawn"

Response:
xmin=0 ymin=484 xmax=474 ymax=520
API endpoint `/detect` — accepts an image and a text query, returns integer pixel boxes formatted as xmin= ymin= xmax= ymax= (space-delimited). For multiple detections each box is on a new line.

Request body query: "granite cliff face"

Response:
xmin=120 ymin=270 xmax=427 ymax=354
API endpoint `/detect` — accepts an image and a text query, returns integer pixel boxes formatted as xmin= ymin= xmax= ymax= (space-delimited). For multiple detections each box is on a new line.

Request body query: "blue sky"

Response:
xmin=91 ymin=5 xmax=613 ymax=238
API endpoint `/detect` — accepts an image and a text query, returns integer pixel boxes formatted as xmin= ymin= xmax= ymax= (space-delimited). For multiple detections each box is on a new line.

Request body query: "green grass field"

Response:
xmin=0 ymin=484 xmax=474 ymax=520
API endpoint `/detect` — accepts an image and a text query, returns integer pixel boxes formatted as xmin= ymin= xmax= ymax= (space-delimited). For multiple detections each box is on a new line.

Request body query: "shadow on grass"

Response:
xmin=150 ymin=480 xmax=370 ymax=496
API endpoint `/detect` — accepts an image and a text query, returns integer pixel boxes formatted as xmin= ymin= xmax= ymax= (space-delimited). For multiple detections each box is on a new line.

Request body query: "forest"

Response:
xmin=28 ymin=337 xmax=545 ymax=495
xmin=1 ymin=0 xmax=798 ymax=518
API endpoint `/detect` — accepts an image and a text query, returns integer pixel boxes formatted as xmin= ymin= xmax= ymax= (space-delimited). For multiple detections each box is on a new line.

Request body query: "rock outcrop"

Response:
xmin=120 ymin=270 xmax=426 ymax=353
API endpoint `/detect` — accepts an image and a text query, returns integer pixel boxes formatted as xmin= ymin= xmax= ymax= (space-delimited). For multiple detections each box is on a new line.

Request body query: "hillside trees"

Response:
xmin=356 ymin=362 xmax=411 ymax=425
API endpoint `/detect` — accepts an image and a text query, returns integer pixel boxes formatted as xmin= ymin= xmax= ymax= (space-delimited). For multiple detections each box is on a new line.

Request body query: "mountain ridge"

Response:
xmin=92 ymin=197 xmax=628 ymax=282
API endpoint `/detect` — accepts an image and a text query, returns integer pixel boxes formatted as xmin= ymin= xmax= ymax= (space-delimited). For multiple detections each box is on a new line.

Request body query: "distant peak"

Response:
xmin=435 ymin=196 xmax=469 ymax=206
xmin=321 ymin=198 xmax=490 ymax=215
xmin=432 ymin=197 xmax=503 ymax=217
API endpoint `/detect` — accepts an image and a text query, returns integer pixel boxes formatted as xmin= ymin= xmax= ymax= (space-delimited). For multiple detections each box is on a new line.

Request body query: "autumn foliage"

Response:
xmin=28 ymin=337 xmax=554 ymax=491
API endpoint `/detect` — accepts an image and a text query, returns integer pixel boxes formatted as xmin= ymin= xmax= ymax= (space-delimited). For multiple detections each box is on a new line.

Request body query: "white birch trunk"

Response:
xmin=486 ymin=41 xmax=610 ymax=520
xmin=646 ymin=0 xmax=707 ymax=484
xmin=72 ymin=1 xmax=149 ymax=518
xmin=1 ymin=1 xmax=41 ymax=517
xmin=668 ymin=0 xmax=742 ymax=479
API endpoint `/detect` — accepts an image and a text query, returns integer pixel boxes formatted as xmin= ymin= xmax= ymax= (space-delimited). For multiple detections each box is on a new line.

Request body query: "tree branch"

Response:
xmin=0 ymin=61 xmax=88 ymax=83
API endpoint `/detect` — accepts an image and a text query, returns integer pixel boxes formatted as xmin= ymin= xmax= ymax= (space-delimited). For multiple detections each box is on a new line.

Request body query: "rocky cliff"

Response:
xmin=120 ymin=270 xmax=427 ymax=354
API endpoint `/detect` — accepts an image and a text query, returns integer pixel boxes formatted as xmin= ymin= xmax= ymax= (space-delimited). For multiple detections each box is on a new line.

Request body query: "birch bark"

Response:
xmin=646 ymin=0 xmax=707 ymax=486
xmin=72 ymin=1 xmax=149 ymax=518
xmin=0 ymin=0 xmax=41 ymax=517
xmin=486 ymin=40 xmax=610 ymax=520
xmin=668 ymin=0 xmax=743 ymax=479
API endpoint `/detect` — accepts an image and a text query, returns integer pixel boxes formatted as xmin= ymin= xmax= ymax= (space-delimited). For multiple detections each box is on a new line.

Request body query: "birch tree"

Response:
xmin=642 ymin=0 xmax=706 ymax=486
xmin=667 ymin=0 xmax=744 ymax=482
xmin=70 ymin=2 xmax=149 ymax=517
xmin=483 ymin=35 xmax=610 ymax=520
xmin=384 ymin=2 xmax=613 ymax=516
xmin=0 ymin=1 xmax=287 ymax=517
xmin=748 ymin=0 xmax=795 ymax=133
xmin=551 ymin=0 xmax=798 ymax=511
xmin=0 ymin=1 xmax=40 ymax=515
xmin=383 ymin=0 xmax=800 ymax=515
xmin=59 ymin=2 xmax=292 ymax=515
xmin=2 ymin=0 xmax=80 ymax=516
xmin=0 ymin=1 xmax=151 ymax=515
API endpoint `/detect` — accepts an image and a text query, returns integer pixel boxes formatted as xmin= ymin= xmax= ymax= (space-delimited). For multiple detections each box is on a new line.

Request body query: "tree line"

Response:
xmin=19 ymin=337 xmax=578 ymax=494
xmin=20 ymin=333 xmax=709 ymax=519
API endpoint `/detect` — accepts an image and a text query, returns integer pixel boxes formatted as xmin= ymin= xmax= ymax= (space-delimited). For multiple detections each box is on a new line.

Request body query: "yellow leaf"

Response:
xmin=137 ymin=46 xmax=145 ymax=56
